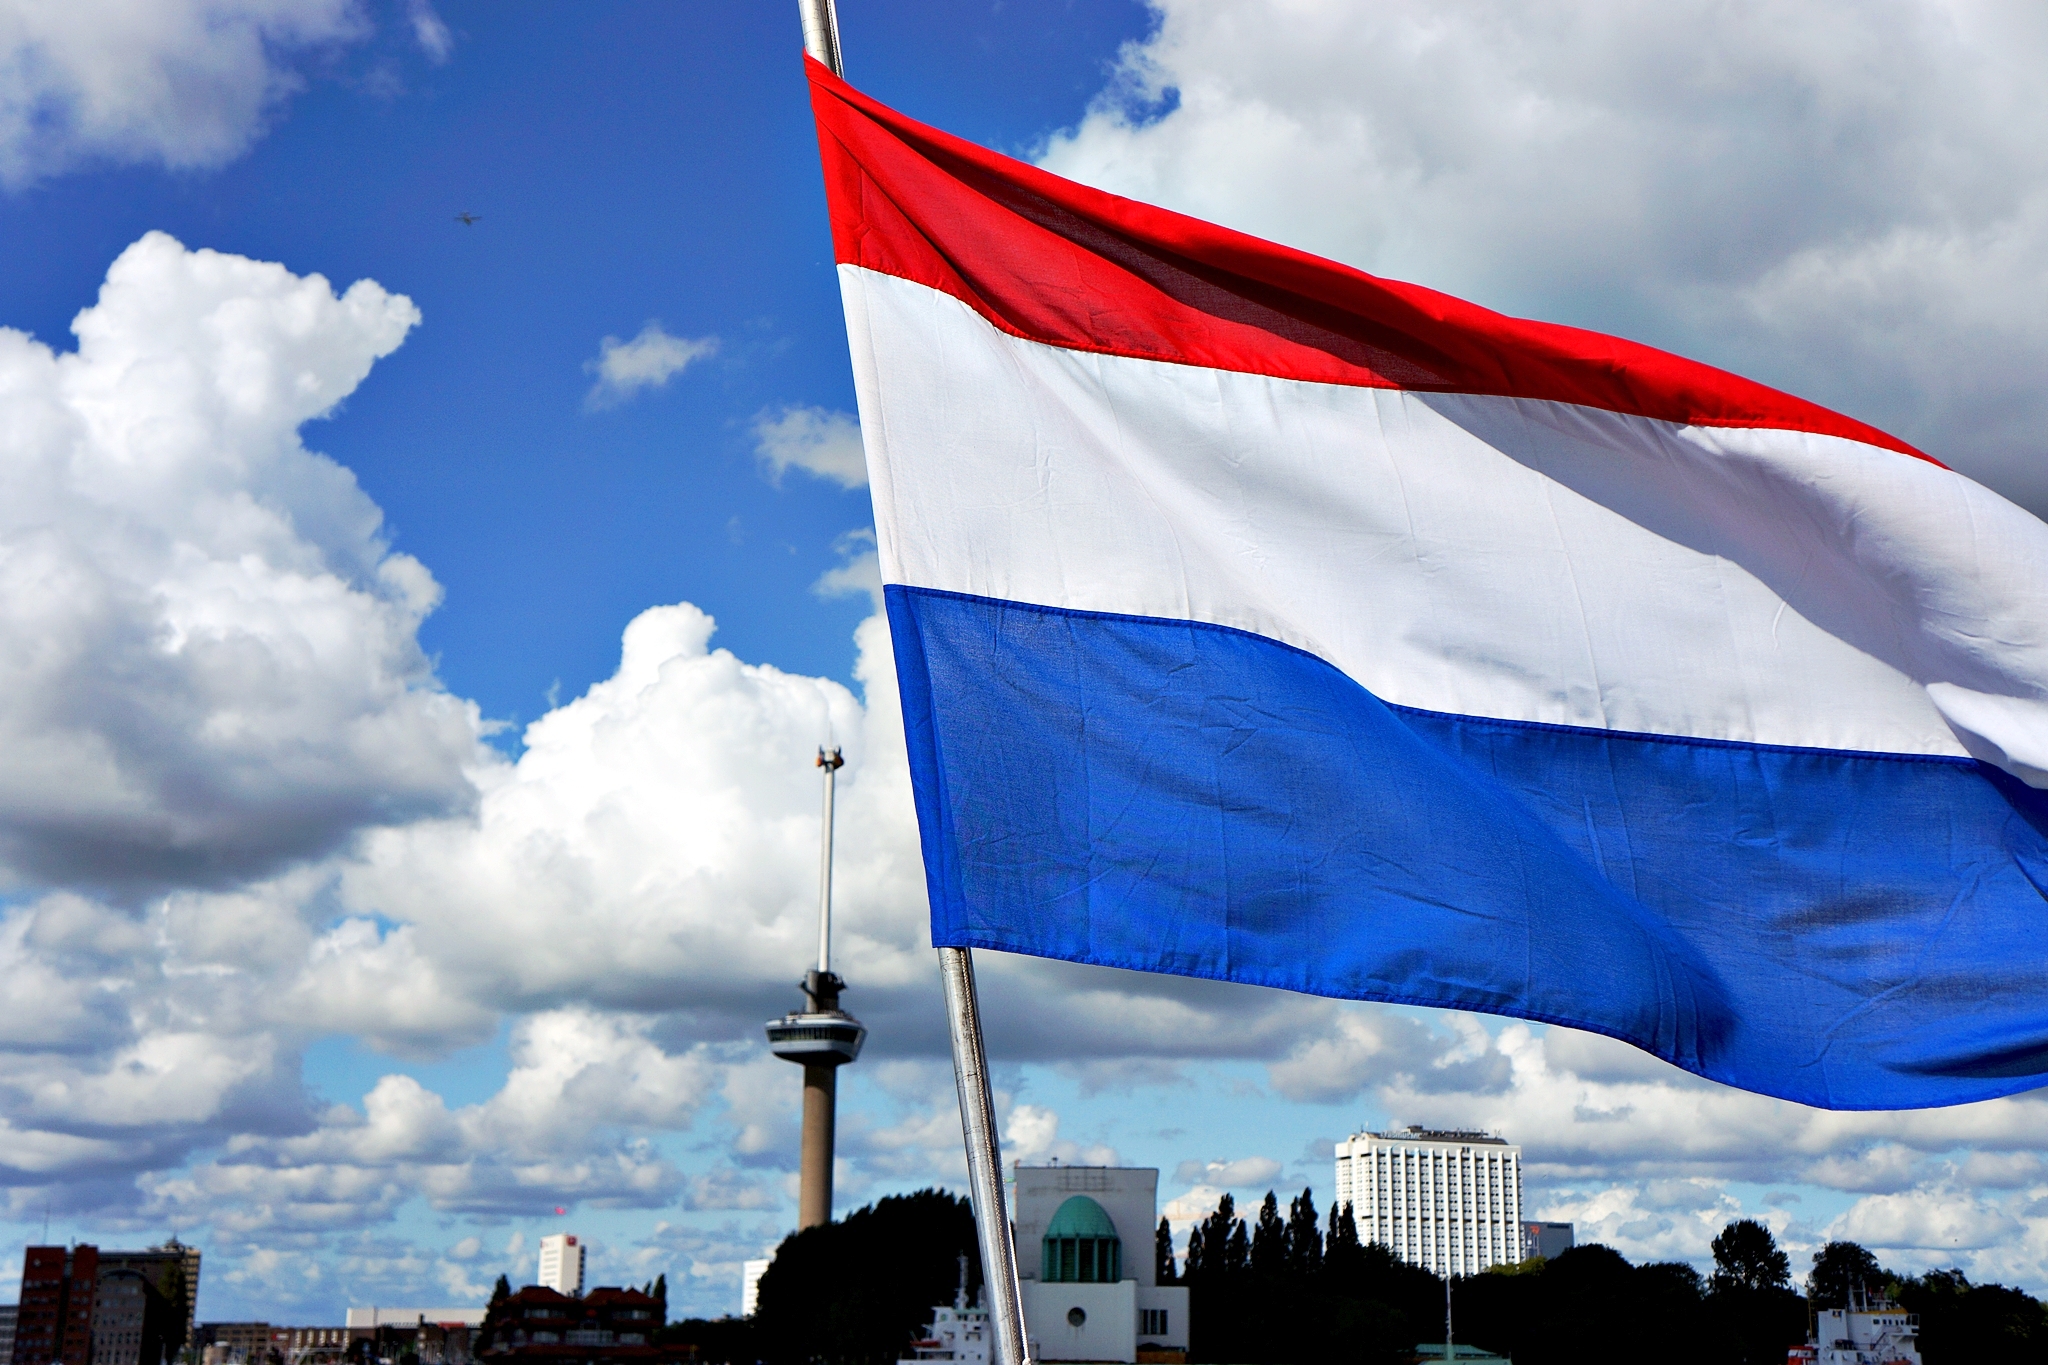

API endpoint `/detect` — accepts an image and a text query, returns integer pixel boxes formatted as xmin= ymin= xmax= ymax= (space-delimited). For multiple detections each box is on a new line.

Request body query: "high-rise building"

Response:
xmin=738 ymin=1262 xmax=769 ymax=1319
xmin=95 ymin=1242 xmax=199 ymax=1364
xmin=3 ymin=1301 xmax=19 ymax=1365
xmin=14 ymin=1243 xmax=198 ymax=1365
xmin=1522 ymin=1221 xmax=1574 ymax=1260
xmin=89 ymin=1267 xmax=176 ymax=1365
xmin=536 ymin=1237 xmax=584 ymax=1298
xmin=1333 ymin=1127 xmax=1524 ymax=1278
xmin=14 ymin=1246 xmax=98 ymax=1365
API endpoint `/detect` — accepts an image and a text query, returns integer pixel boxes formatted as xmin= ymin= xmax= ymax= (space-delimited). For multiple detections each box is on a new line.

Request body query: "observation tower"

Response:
xmin=765 ymin=746 xmax=866 ymax=1229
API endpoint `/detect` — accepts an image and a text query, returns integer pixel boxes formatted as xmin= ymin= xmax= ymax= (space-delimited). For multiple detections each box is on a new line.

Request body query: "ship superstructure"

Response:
xmin=898 ymin=1260 xmax=991 ymax=1365
xmin=1788 ymin=1290 xmax=1921 ymax=1365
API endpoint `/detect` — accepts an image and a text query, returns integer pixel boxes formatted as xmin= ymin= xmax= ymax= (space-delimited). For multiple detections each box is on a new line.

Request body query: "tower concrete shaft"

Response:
xmin=799 ymin=1059 xmax=837 ymax=1230
xmin=794 ymin=966 xmax=849 ymax=1231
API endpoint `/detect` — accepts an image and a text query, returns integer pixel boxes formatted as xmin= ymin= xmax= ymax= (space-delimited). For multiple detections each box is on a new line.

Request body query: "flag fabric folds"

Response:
xmin=807 ymin=58 xmax=2048 ymax=1110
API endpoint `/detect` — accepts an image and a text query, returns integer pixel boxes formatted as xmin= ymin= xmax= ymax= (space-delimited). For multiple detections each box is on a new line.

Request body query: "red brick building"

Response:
xmin=475 ymin=1286 xmax=685 ymax=1365
xmin=14 ymin=1246 xmax=99 ymax=1365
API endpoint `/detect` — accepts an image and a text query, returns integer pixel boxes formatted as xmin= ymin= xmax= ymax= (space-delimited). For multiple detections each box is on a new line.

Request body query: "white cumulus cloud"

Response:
xmin=1039 ymin=0 xmax=2048 ymax=514
xmin=0 ymin=0 xmax=365 ymax=185
xmin=583 ymin=322 xmax=717 ymax=409
xmin=751 ymin=405 xmax=868 ymax=488
xmin=1174 ymin=1156 xmax=1283 ymax=1189
xmin=0 ymin=231 xmax=485 ymax=895
xmin=334 ymin=601 xmax=931 ymax=1028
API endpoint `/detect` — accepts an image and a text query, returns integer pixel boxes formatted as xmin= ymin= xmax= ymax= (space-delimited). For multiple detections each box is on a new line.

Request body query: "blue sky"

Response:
xmin=0 ymin=1 xmax=1153 ymax=723
xmin=3 ymin=0 xmax=2048 ymax=1329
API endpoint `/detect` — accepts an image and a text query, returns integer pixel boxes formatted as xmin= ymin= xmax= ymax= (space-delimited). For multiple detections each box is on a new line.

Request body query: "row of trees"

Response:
xmin=1168 ymin=1190 xmax=2047 ymax=1365
xmin=665 ymin=1187 xmax=2048 ymax=1365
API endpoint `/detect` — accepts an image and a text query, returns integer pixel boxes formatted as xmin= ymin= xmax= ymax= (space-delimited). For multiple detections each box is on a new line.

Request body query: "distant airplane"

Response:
xmin=455 ymin=212 xmax=481 ymax=225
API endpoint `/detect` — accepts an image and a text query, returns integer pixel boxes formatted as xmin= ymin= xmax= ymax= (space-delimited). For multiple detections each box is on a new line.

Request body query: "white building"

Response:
xmin=1333 ymin=1127 xmax=1524 ymax=1277
xmin=1012 ymin=1165 xmax=1188 ymax=1363
xmin=740 ymin=1259 xmax=771 ymax=1318
xmin=343 ymin=1309 xmax=489 ymax=1328
xmin=537 ymin=1234 xmax=585 ymax=1297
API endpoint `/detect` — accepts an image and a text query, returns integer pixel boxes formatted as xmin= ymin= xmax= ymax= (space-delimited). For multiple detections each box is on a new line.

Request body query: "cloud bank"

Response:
xmin=0 ymin=231 xmax=484 ymax=896
xmin=1038 ymin=0 xmax=2048 ymax=514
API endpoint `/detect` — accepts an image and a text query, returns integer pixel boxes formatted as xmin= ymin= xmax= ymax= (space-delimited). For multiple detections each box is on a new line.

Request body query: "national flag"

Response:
xmin=807 ymin=60 xmax=2048 ymax=1110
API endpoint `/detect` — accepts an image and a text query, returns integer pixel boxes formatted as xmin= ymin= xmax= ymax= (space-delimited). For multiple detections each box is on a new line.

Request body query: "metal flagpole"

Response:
xmin=797 ymin=0 xmax=843 ymax=81
xmin=939 ymin=946 xmax=1031 ymax=1365
xmin=790 ymin=7 xmax=1032 ymax=1365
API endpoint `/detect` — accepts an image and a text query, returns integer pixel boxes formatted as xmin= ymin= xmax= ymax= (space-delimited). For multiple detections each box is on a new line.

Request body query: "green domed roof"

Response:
xmin=1045 ymin=1195 xmax=1118 ymax=1241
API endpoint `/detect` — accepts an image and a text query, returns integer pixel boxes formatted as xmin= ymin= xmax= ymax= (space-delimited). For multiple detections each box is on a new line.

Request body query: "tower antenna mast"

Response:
xmin=817 ymin=745 xmax=839 ymax=975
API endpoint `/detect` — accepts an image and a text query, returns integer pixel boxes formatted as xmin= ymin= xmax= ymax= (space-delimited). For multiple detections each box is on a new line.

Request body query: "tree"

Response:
xmin=1323 ymin=1200 xmax=1366 ymax=1282
xmin=754 ymin=1189 xmax=981 ymax=1365
xmin=489 ymin=1275 xmax=510 ymax=1307
xmin=1250 ymin=1191 xmax=1287 ymax=1278
xmin=1808 ymin=1242 xmax=1886 ymax=1309
xmin=1708 ymin=1223 xmax=1805 ymax=1365
xmin=1223 ymin=1217 xmax=1251 ymax=1278
xmin=1156 ymin=1218 xmax=1178 ymax=1284
xmin=659 ymin=1317 xmax=757 ymax=1365
xmin=1640 ymin=1261 xmax=1705 ymax=1300
xmin=1711 ymin=1219 xmax=1791 ymax=1292
xmin=1185 ymin=1223 xmax=1208 ymax=1280
xmin=1895 ymin=1267 xmax=2048 ymax=1363
xmin=1285 ymin=1188 xmax=1322 ymax=1278
xmin=1191 ymin=1194 xmax=1242 ymax=1283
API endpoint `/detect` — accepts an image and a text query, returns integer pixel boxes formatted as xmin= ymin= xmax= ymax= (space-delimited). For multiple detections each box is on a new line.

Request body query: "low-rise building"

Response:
xmin=195 ymin=1323 xmax=273 ymax=1365
xmin=475 ymin=1286 xmax=681 ymax=1365
xmin=1011 ymin=1165 xmax=1189 ymax=1363
xmin=341 ymin=1313 xmax=486 ymax=1333
xmin=341 ymin=1312 xmax=487 ymax=1365
xmin=274 ymin=1328 xmax=349 ymax=1364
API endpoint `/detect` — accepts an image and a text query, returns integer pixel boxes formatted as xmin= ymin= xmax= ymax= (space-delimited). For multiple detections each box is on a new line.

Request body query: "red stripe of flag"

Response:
xmin=807 ymin=57 xmax=1934 ymax=465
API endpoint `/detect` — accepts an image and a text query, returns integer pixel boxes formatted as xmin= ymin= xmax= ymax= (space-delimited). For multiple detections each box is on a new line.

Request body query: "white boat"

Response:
xmin=898 ymin=1260 xmax=990 ymax=1365
xmin=1788 ymin=1288 xmax=1921 ymax=1365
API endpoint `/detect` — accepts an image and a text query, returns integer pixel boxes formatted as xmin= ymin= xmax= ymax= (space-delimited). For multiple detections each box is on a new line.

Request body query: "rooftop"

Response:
xmin=1365 ymin=1126 xmax=1510 ymax=1146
